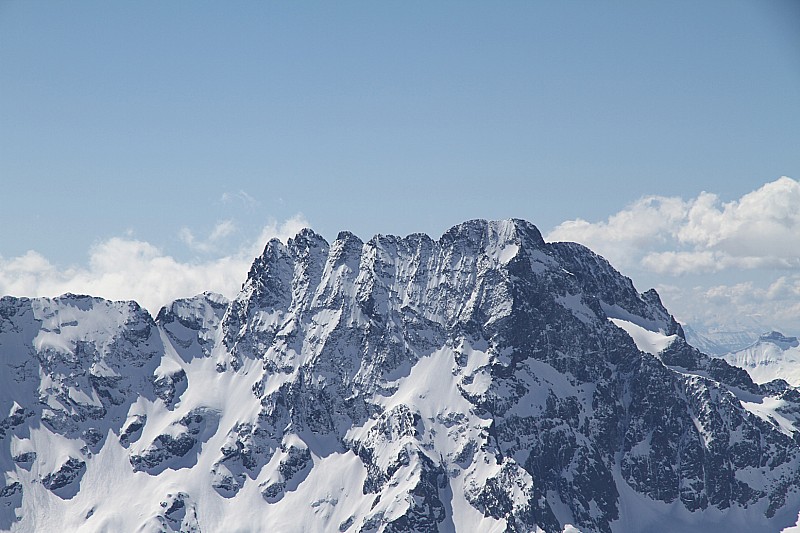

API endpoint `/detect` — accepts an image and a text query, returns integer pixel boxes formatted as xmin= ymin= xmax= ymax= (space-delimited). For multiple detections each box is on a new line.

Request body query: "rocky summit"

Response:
xmin=2 ymin=219 xmax=800 ymax=532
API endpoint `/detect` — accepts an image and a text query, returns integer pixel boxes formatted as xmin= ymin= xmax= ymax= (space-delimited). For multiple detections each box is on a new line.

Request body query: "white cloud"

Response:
xmin=209 ymin=220 xmax=236 ymax=241
xmin=547 ymin=195 xmax=690 ymax=268
xmin=0 ymin=214 xmax=311 ymax=316
xmin=641 ymin=250 xmax=800 ymax=276
xmin=179 ymin=219 xmax=238 ymax=253
xmin=220 ymin=190 xmax=258 ymax=207
xmin=640 ymin=250 xmax=719 ymax=275
xmin=546 ymin=176 xmax=800 ymax=276
xmin=178 ymin=227 xmax=201 ymax=250
xmin=678 ymin=178 xmax=800 ymax=254
xmin=656 ymin=275 xmax=800 ymax=336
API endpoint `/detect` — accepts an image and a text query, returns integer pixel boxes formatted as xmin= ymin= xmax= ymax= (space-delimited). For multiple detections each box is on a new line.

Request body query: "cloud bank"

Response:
xmin=547 ymin=176 xmax=800 ymax=275
xmin=547 ymin=177 xmax=800 ymax=335
xmin=0 ymin=215 xmax=309 ymax=316
xmin=651 ymin=274 xmax=800 ymax=341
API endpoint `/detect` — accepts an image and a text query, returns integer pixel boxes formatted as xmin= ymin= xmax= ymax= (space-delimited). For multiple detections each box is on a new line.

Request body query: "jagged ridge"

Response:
xmin=1 ymin=219 xmax=800 ymax=532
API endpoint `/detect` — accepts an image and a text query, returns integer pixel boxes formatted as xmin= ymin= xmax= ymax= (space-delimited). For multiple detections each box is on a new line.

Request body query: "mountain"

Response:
xmin=2 ymin=219 xmax=800 ymax=532
xmin=683 ymin=324 xmax=763 ymax=356
xmin=717 ymin=332 xmax=800 ymax=386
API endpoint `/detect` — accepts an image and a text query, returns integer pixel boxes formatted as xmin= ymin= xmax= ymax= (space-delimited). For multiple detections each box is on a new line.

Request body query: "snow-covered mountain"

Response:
xmin=718 ymin=332 xmax=800 ymax=386
xmin=683 ymin=324 xmax=764 ymax=356
xmin=2 ymin=219 xmax=800 ymax=532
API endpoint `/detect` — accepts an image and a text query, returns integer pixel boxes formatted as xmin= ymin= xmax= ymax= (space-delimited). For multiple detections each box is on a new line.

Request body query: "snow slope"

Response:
xmin=608 ymin=318 xmax=677 ymax=356
xmin=718 ymin=332 xmax=800 ymax=386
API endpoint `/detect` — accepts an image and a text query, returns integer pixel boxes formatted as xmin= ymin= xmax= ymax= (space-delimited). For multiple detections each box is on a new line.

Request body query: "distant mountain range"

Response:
xmin=714 ymin=331 xmax=800 ymax=387
xmin=683 ymin=323 xmax=764 ymax=356
xmin=2 ymin=219 xmax=800 ymax=532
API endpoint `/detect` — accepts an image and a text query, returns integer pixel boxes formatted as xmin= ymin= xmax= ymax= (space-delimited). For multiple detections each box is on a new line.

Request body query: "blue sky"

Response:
xmin=1 ymin=1 xmax=799 ymax=334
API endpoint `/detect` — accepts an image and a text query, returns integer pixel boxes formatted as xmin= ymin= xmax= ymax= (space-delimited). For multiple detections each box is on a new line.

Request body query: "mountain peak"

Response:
xmin=439 ymin=218 xmax=545 ymax=249
xmin=759 ymin=330 xmax=800 ymax=349
xmin=3 ymin=219 xmax=800 ymax=533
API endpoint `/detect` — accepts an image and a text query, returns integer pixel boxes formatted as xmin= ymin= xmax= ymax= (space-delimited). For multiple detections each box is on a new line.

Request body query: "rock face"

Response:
xmin=1 ymin=219 xmax=800 ymax=532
